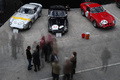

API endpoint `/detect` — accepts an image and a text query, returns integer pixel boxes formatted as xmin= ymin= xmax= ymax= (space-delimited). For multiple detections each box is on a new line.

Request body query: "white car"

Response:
xmin=9 ymin=3 xmax=42 ymax=29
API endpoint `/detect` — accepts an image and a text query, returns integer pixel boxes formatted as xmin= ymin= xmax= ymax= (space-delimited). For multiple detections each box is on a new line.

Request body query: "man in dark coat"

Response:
xmin=26 ymin=46 xmax=33 ymax=70
xmin=32 ymin=49 xmax=40 ymax=72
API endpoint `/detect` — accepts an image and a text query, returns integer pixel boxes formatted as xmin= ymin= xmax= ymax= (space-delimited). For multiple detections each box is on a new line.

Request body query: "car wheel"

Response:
xmin=28 ymin=22 xmax=32 ymax=29
xmin=93 ymin=20 xmax=97 ymax=28
xmin=117 ymin=2 xmax=120 ymax=8
xmin=38 ymin=12 xmax=42 ymax=17
xmin=81 ymin=9 xmax=85 ymax=16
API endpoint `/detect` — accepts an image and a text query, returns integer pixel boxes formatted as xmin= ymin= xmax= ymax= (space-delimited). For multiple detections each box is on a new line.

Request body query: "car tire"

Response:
xmin=38 ymin=12 xmax=42 ymax=17
xmin=116 ymin=2 xmax=120 ymax=8
xmin=28 ymin=22 xmax=32 ymax=29
xmin=93 ymin=20 xmax=97 ymax=28
xmin=81 ymin=9 xmax=85 ymax=16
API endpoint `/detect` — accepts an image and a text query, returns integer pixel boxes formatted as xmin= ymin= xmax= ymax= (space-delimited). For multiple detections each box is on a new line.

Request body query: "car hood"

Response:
xmin=91 ymin=11 xmax=115 ymax=23
xmin=11 ymin=12 xmax=33 ymax=22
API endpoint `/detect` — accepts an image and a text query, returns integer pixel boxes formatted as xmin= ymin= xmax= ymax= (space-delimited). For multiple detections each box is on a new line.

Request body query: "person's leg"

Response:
xmin=28 ymin=59 xmax=32 ymax=70
xmin=67 ymin=74 xmax=70 ymax=80
xmin=56 ymin=74 xmax=59 ymax=80
xmin=34 ymin=63 xmax=37 ymax=72
xmin=63 ymin=74 xmax=66 ymax=80
xmin=53 ymin=73 xmax=55 ymax=80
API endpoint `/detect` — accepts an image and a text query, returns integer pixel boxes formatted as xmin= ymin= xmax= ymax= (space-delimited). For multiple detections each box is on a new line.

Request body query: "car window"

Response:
xmin=87 ymin=7 xmax=90 ymax=12
xmin=19 ymin=7 xmax=34 ymax=14
xmin=50 ymin=10 xmax=66 ymax=17
xmin=90 ymin=6 xmax=105 ymax=13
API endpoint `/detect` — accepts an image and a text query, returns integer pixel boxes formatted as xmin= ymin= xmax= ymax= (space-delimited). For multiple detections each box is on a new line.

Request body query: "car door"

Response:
xmin=34 ymin=7 xmax=38 ymax=19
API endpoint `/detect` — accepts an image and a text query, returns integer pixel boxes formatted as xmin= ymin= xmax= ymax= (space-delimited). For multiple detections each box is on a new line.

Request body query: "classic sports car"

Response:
xmin=116 ymin=0 xmax=120 ymax=8
xmin=48 ymin=5 xmax=68 ymax=34
xmin=80 ymin=2 xmax=116 ymax=28
xmin=9 ymin=3 xmax=42 ymax=29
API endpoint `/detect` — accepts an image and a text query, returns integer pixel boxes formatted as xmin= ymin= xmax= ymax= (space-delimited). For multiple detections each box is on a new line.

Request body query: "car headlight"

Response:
xmin=99 ymin=23 xmax=103 ymax=27
xmin=113 ymin=20 xmax=116 ymax=24
xmin=101 ymin=20 xmax=108 ymax=24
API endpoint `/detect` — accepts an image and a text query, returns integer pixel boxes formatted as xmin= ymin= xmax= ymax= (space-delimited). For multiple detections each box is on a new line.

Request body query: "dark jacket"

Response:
xmin=63 ymin=62 xmax=73 ymax=74
xmin=33 ymin=51 xmax=40 ymax=64
xmin=26 ymin=49 xmax=32 ymax=59
xmin=51 ymin=54 xmax=58 ymax=63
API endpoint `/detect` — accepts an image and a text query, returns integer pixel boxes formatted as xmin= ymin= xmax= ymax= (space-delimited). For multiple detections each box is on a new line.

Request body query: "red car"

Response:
xmin=115 ymin=0 xmax=120 ymax=8
xmin=80 ymin=2 xmax=116 ymax=28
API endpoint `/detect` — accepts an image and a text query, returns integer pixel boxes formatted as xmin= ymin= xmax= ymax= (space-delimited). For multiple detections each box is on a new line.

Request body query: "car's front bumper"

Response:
xmin=98 ymin=23 xmax=115 ymax=28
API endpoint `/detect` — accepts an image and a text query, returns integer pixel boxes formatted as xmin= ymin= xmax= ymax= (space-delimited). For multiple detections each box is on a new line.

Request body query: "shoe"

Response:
xmin=31 ymin=65 xmax=33 ymax=67
xmin=34 ymin=70 xmax=37 ymax=72
xmin=28 ymin=68 xmax=32 ymax=70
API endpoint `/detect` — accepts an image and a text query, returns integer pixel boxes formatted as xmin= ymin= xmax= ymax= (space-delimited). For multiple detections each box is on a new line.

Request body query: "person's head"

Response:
xmin=27 ymin=46 xmax=31 ymax=50
xmin=73 ymin=51 xmax=77 ymax=56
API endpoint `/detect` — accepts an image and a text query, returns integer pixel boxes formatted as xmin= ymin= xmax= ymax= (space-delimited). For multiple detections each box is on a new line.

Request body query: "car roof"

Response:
xmin=85 ymin=2 xmax=101 ymax=8
xmin=22 ymin=4 xmax=36 ymax=9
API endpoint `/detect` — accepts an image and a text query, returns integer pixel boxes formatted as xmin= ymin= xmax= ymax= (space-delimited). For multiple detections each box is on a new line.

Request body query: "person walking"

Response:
xmin=32 ymin=49 xmax=40 ymax=72
xmin=63 ymin=57 xmax=73 ymax=80
xmin=52 ymin=60 xmax=61 ymax=80
xmin=26 ymin=46 xmax=33 ymax=70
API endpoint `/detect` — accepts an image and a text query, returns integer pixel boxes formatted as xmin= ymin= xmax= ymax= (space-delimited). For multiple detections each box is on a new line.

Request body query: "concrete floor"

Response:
xmin=0 ymin=3 xmax=120 ymax=80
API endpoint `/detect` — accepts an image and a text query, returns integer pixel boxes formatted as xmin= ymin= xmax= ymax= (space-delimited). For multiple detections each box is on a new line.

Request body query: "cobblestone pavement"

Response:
xmin=0 ymin=3 xmax=120 ymax=80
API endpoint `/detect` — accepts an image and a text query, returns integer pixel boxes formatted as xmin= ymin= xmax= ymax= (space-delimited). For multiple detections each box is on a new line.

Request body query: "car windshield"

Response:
xmin=50 ymin=10 xmax=66 ymax=17
xmin=19 ymin=7 xmax=34 ymax=14
xmin=90 ymin=6 xmax=105 ymax=13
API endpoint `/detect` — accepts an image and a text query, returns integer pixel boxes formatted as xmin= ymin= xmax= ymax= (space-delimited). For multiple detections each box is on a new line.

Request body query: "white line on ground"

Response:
xmin=41 ymin=62 xmax=120 ymax=80
xmin=103 ymin=7 xmax=120 ymax=22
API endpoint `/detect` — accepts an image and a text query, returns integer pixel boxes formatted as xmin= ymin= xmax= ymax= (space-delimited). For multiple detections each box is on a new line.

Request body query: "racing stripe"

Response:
xmin=12 ymin=16 xmax=31 ymax=21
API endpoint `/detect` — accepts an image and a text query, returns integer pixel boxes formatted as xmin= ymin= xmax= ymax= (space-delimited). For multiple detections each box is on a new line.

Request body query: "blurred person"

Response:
xmin=101 ymin=47 xmax=111 ymax=72
xmin=52 ymin=60 xmax=61 ymax=80
xmin=26 ymin=46 xmax=33 ymax=70
xmin=42 ymin=42 xmax=48 ymax=62
xmin=46 ymin=42 xmax=53 ymax=62
xmin=32 ymin=49 xmax=40 ymax=72
xmin=63 ymin=57 xmax=73 ymax=80
xmin=40 ymin=36 xmax=46 ymax=58
xmin=46 ymin=33 xmax=54 ymax=46
xmin=52 ymin=38 xmax=58 ymax=54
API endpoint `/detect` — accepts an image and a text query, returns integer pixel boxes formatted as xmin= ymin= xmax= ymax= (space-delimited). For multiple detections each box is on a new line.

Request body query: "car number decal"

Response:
xmin=12 ymin=16 xmax=31 ymax=21
xmin=52 ymin=25 xmax=58 ymax=30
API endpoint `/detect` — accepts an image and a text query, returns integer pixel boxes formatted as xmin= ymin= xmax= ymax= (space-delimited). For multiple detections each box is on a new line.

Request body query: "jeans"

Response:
xmin=27 ymin=59 xmax=32 ymax=70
